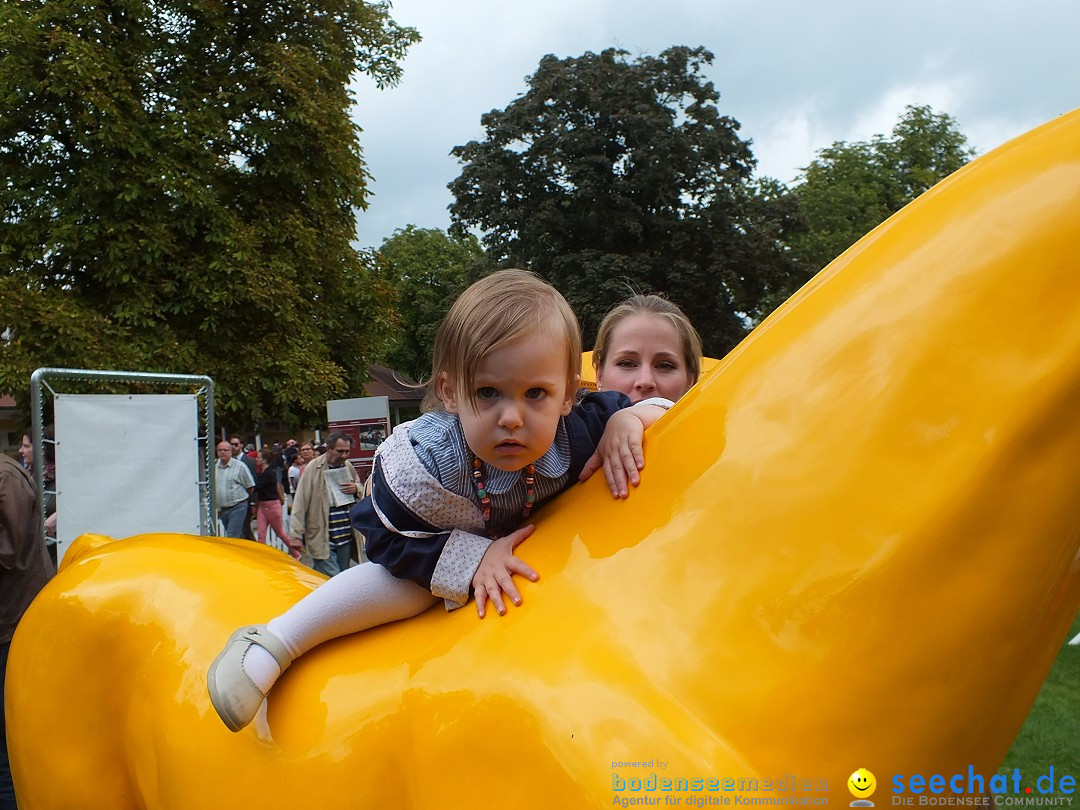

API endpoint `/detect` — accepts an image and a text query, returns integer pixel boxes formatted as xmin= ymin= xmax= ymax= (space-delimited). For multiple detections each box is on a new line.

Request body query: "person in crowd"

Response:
xmin=229 ymin=436 xmax=257 ymax=540
xmin=296 ymin=442 xmax=315 ymax=477
xmin=1 ymin=451 xmax=54 ymax=809
xmin=286 ymin=432 xmax=361 ymax=579
xmin=17 ymin=435 xmax=32 ymax=473
xmin=592 ymin=294 xmax=702 ymax=404
xmin=206 ymin=269 xmax=670 ymax=732
xmin=286 ymin=454 xmax=302 ymax=511
xmin=281 ymin=440 xmax=299 ymax=492
xmin=229 ymin=437 xmax=256 ymax=475
xmin=215 ymin=441 xmax=255 ymax=539
xmin=19 ymin=430 xmax=57 ymax=541
xmin=40 ymin=427 xmax=57 ymax=539
xmin=254 ymin=447 xmax=301 ymax=559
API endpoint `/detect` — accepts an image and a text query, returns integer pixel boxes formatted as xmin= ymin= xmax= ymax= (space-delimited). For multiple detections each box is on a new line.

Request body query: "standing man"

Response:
xmin=229 ymin=436 xmax=257 ymax=477
xmin=1 ymin=451 xmax=54 ymax=808
xmin=215 ymin=441 xmax=255 ymax=538
xmin=289 ymin=431 xmax=361 ymax=576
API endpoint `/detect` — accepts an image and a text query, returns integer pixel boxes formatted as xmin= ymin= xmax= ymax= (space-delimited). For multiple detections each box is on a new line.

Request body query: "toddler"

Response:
xmin=207 ymin=269 xmax=671 ymax=731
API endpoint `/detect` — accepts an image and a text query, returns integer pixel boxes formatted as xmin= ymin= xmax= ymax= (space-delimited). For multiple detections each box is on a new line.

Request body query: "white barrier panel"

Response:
xmin=54 ymin=393 xmax=201 ymax=562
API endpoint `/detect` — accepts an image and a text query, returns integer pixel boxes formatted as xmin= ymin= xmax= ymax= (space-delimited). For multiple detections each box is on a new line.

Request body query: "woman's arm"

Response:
xmin=578 ymin=400 xmax=671 ymax=497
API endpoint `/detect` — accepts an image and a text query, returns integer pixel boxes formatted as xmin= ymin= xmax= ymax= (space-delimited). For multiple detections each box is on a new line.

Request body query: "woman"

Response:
xmin=578 ymin=295 xmax=703 ymax=491
xmin=20 ymin=429 xmax=58 ymax=536
xmin=254 ymin=447 xmax=302 ymax=559
xmin=592 ymin=294 xmax=702 ymax=403
xmin=18 ymin=434 xmax=33 ymax=472
xmin=296 ymin=442 xmax=315 ymax=476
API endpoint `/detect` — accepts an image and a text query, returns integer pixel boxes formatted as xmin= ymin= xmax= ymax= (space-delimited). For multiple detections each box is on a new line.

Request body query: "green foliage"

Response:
xmin=449 ymin=46 xmax=805 ymax=356
xmin=375 ymin=226 xmax=488 ymax=381
xmin=790 ymin=105 xmax=976 ymax=273
xmin=0 ymin=0 xmax=419 ymax=425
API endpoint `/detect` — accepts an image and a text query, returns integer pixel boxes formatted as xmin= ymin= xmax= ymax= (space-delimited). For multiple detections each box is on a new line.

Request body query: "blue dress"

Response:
xmin=351 ymin=391 xmax=630 ymax=607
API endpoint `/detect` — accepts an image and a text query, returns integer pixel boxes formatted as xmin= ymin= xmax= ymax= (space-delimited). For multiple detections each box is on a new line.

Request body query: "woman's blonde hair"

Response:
xmin=423 ymin=269 xmax=581 ymax=412
xmin=592 ymin=294 xmax=703 ymax=384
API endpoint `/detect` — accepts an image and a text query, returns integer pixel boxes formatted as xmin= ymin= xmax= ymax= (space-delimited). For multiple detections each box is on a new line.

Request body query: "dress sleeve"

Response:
xmin=562 ymin=390 xmax=632 ymax=480
xmin=572 ymin=390 xmax=634 ymax=444
xmin=352 ymin=462 xmax=492 ymax=609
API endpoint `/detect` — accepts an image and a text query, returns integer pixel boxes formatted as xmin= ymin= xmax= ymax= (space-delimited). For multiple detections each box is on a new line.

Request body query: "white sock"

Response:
xmin=241 ymin=563 xmax=437 ymax=695
xmin=242 ymin=643 xmax=281 ymax=695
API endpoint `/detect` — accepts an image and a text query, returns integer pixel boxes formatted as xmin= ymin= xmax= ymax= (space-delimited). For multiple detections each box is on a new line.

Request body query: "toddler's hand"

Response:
xmin=472 ymin=524 xmax=539 ymax=618
xmin=579 ymin=409 xmax=645 ymax=498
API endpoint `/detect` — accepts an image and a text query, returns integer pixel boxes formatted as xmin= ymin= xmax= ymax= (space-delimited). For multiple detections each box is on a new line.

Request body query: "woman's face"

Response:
xmin=19 ymin=434 xmax=33 ymax=467
xmin=597 ymin=314 xmax=694 ymax=404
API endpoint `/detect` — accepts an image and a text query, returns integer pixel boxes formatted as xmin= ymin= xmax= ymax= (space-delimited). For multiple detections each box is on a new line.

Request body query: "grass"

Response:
xmin=999 ymin=611 xmax=1080 ymax=775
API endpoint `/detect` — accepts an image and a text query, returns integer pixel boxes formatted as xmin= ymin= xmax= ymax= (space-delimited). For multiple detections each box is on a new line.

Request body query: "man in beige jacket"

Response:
xmin=288 ymin=432 xmax=361 ymax=576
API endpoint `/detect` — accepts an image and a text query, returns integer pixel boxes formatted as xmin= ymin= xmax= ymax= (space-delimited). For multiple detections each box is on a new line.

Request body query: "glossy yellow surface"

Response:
xmin=9 ymin=109 xmax=1080 ymax=808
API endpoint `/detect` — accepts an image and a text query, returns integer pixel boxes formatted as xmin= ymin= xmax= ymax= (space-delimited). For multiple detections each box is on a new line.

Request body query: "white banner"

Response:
xmin=54 ymin=393 xmax=202 ymax=561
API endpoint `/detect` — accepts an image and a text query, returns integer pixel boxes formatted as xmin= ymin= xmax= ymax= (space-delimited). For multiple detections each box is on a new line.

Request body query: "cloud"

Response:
xmin=351 ymin=0 xmax=1080 ymax=247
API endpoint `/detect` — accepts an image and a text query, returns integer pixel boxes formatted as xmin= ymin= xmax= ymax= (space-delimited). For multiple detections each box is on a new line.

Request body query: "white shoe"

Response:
xmin=207 ymin=624 xmax=291 ymax=732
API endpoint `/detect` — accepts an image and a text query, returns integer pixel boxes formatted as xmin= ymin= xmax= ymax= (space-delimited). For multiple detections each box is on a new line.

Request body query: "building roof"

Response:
xmin=363 ymin=365 xmax=423 ymax=405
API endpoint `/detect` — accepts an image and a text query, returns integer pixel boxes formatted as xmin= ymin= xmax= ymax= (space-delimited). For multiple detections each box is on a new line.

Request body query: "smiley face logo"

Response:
xmin=848 ymin=768 xmax=877 ymax=799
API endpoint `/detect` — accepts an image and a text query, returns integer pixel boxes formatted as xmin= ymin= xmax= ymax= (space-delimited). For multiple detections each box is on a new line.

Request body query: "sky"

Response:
xmin=349 ymin=0 xmax=1080 ymax=249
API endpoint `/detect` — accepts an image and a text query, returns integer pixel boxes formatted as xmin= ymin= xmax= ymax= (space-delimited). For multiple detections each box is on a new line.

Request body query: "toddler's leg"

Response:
xmin=208 ymin=562 xmax=436 ymax=731
xmin=269 ymin=562 xmax=436 ymax=660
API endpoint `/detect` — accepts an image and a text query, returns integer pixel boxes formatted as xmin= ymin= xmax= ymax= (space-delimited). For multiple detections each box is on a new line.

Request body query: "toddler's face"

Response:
xmin=441 ymin=333 xmax=574 ymax=471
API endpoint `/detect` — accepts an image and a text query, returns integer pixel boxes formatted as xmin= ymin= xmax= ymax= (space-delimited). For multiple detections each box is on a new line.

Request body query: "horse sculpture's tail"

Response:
xmin=9 ymin=108 xmax=1080 ymax=808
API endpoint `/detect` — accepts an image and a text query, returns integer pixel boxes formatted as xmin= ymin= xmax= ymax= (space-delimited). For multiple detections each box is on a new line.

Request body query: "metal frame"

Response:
xmin=29 ymin=368 xmax=216 ymax=552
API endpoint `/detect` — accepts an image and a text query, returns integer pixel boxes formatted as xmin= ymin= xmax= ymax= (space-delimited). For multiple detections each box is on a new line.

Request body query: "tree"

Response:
xmin=0 ymin=0 xmax=419 ymax=424
xmin=790 ymin=105 xmax=976 ymax=273
xmin=448 ymin=46 xmax=803 ymax=356
xmin=375 ymin=226 xmax=488 ymax=381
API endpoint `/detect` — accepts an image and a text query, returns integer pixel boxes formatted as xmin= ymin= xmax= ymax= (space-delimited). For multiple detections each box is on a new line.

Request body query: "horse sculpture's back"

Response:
xmin=9 ymin=109 xmax=1080 ymax=808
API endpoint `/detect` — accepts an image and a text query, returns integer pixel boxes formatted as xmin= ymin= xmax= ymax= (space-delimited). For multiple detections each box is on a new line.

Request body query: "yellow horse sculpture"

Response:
xmin=9 ymin=109 xmax=1080 ymax=808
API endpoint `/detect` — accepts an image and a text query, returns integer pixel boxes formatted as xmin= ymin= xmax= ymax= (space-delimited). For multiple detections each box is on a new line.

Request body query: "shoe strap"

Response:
xmin=242 ymin=625 xmax=292 ymax=672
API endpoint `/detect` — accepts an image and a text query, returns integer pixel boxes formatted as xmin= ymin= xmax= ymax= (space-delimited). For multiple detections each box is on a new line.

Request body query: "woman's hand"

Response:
xmin=578 ymin=409 xmax=645 ymax=498
xmin=579 ymin=404 xmax=667 ymax=497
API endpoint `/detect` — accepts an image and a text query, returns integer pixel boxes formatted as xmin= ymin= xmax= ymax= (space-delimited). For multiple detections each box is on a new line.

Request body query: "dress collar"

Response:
xmin=479 ymin=421 xmax=571 ymax=494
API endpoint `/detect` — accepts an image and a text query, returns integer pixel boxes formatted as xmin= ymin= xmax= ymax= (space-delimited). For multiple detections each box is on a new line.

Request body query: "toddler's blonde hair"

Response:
xmin=424 ymin=269 xmax=581 ymax=412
